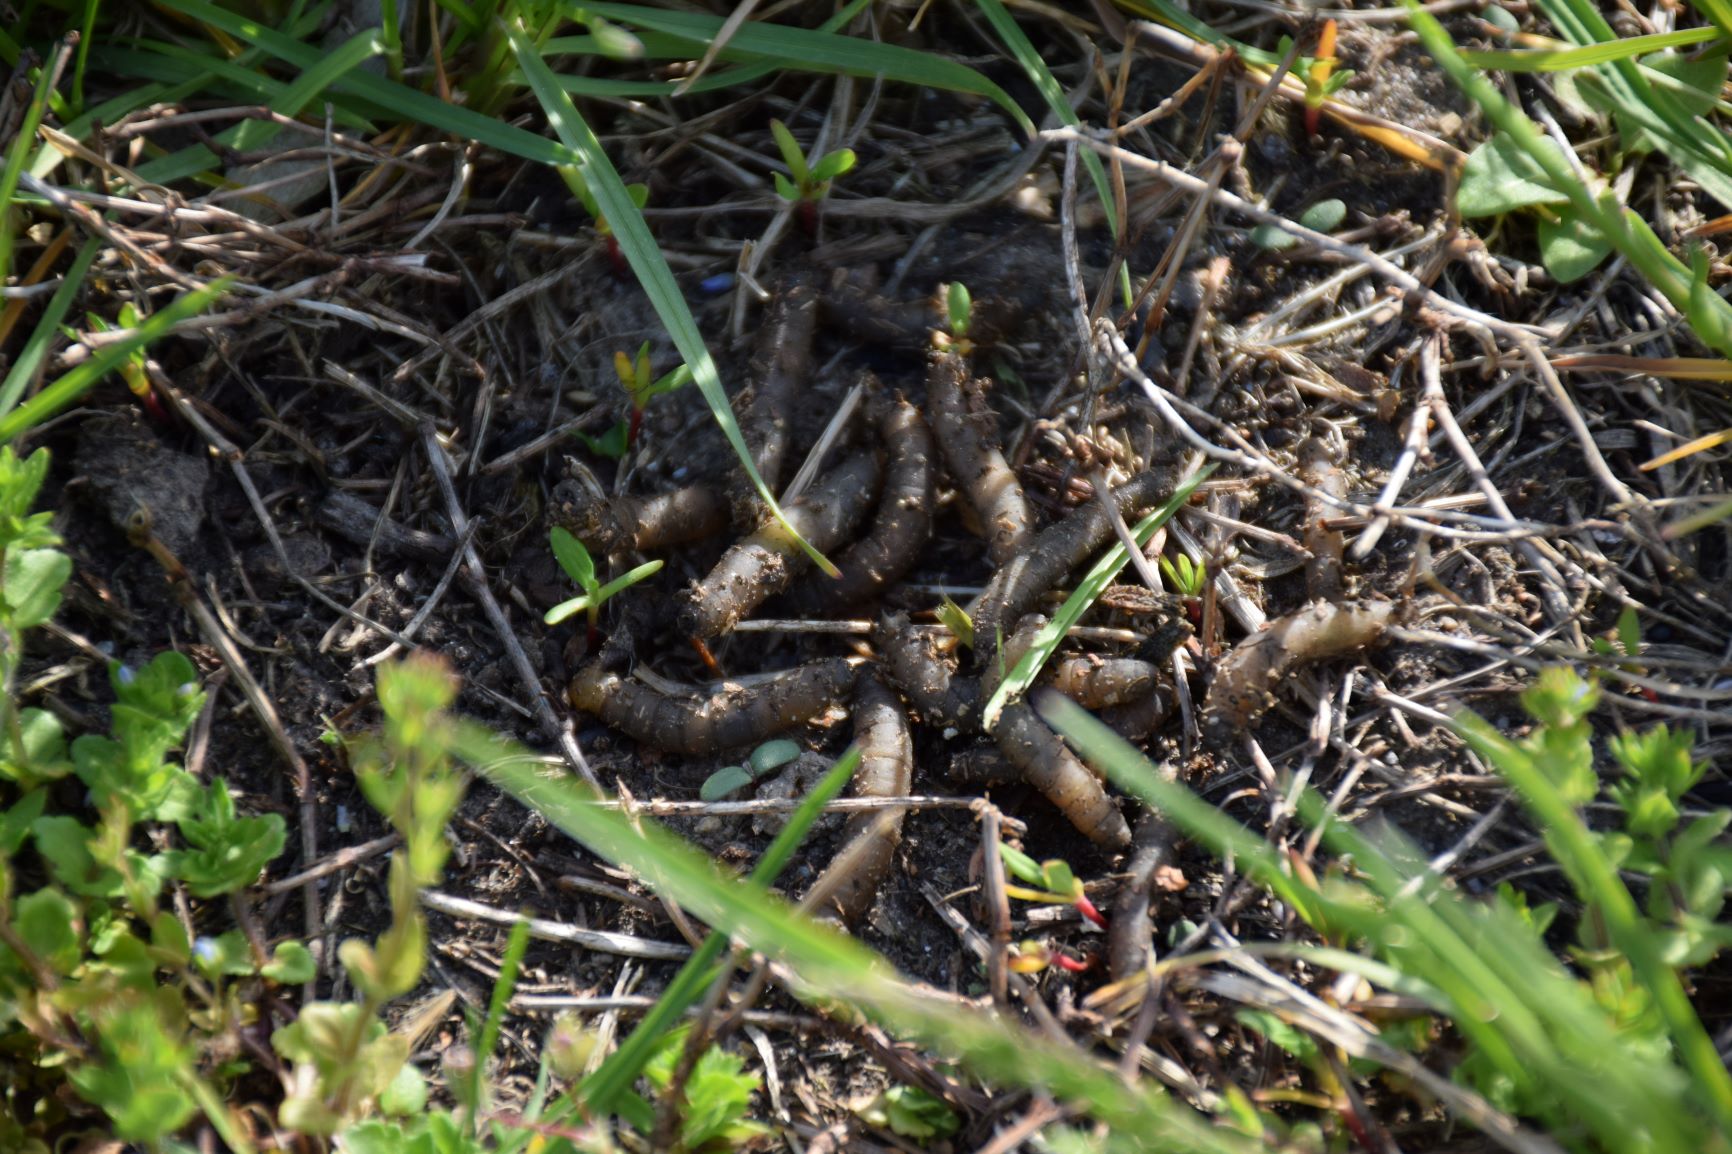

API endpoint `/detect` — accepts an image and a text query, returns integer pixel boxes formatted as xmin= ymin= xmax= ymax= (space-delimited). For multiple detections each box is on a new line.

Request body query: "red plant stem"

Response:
xmin=1075 ymin=893 xmax=1109 ymax=930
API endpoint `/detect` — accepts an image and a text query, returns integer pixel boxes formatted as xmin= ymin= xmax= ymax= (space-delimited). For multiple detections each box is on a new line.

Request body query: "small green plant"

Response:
xmin=769 ymin=118 xmax=856 ymax=212
xmin=1158 ymin=551 xmax=1207 ymax=599
xmin=642 ymin=1027 xmax=769 ymax=1152
xmin=935 ymin=594 xmax=975 ymax=650
xmin=857 ymin=1084 xmax=961 ymax=1140
xmin=613 ymin=340 xmax=693 ymax=451
xmin=560 ymin=163 xmax=650 ymax=275
xmin=545 ymin=527 xmax=664 ymax=643
xmin=999 ymin=842 xmax=1107 ymax=930
xmin=81 ymin=301 xmax=168 ymax=423
xmin=1293 ymin=21 xmax=1349 ymax=136
xmin=698 ymin=738 xmax=802 ymax=801
xmin=1251 ymin=197 xmax=1347 ymax=251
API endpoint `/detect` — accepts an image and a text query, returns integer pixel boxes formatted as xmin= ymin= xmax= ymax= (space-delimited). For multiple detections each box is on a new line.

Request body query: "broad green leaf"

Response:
xmin=262 ymin=940 xmax=317 ymax=984
xmin=1537 ymin=212 xmax=1614 ymax=282
xmin=2 ymin=547 xmax=69 ymax=629
xmin=749 ymin=739 xmax=802 ymax=776
xmin=1458 ymin=132 xmax=1571 ymax=216
xmin=1298 ymin=198 xmax=1347 ymax=232
xmin=699 ymin=765 xmax=754 ymax=801
xmin=14 ymin=887 xmax=81 ymax=975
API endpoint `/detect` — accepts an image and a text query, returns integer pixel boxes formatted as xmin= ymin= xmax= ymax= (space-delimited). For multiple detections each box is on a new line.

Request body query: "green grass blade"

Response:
xmin=1406 ymin=0 xmax=1732 ymax=358
xmin=0 ymin=42 xmax=66 ymax=282
xmin=470 ymin=915 xmax=532 ymax=1118
xmin=508 ymin=21 xmax=834 ymax=575
xmin=1451 ymin=710 xmax=1732 ymax=1132
xmin=156 ymin=0 xmax=575 ymax=168
xmin=461 ymin=724 xmax=1259 ymax=1153
xmin=1460 ymin=27 xmax=1723 ymax=70
xmin=972 ymin=0 xmax=1131 ymax=306
xmin=0 ymin=279 xmax=229 ymax=444
xmin=1043 ymin=694 xmax=1714 ymax=1153
xmin=0 ymin=236 xmax=100 ymax=421
xmin=980 ymin=465 xmax=1212 ymax=731
xmin=580 ymin=2 xmax=1035 ymax=137
xmin=578 ymin=746 xmax=861 ymax=1115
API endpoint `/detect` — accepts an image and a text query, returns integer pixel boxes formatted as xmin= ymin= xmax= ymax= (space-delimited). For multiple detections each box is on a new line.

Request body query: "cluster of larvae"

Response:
xmin=557 ymin=270 xmax=1393 ymax=963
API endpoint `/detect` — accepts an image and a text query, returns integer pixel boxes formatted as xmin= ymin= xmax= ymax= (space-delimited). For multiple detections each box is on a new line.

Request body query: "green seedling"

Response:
xmin=857 ymin=1084 xmax=961 ymax=1140
xmin=612 ymin=340 xmax=692 ymax=450
xmin=998 ymin=842 xmax=1107 ymax=929
xmin=81 ymin=302 xmax=167 ymax=423
xmin=769 ymin=117 xmax=855 ymax=231
xmin=545 ymin=526 xmax=663 ymax=645
xmin=935 ymin=594 xmax=975 ymax=650
xmin=698 ymin=738 xmax=802 ymax=802
xmin=1251 ymin=198 xmax=1347 ymax=251
xmin=643 ymin=1027 xmax=770 ymax=1152
xmin=559 ymin=163 xmax=649 ymax=276
xmin=1297 ymin=22 xmax=1349 ymax=135
xmin=1159 ymin=551 xmax=1207 ymax=599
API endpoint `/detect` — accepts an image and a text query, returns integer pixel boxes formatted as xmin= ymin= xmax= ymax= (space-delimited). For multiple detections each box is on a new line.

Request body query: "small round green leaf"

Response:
xmin=1298 ymin=198 xmax=1346 ymax=233
xmin=749 ymin=739 xmax=802 ymax=776
xmin=700 ymin=766 xmax=755 ymax=801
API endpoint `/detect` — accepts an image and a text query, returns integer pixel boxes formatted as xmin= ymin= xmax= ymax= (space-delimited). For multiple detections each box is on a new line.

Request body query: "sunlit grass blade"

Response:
xmin=1040 ymin=693 xmax=1721 ymax=1154
xmin=0 ymin=278 xmax=229 ymax=444
xmin=0 ymin=38 xmax=70 ymax=283
xmin=575 ymin=747 xmax=860 ymax=1117
xmin=469 ymin=915 xmax=531 ymax=1120
xmin=156 ymin=0 xmax=575 ymax=168
xmin=1641 ymin=427 xmax=1732 ymax=470
xmin=980 ymin=464 xmax=1212 ymax=731
xmin=460 ymin=723 xmax=1261 ymax=1154
xmin=1460 ymin=26 xmax=1722 ymax=70
xmin=581 ymin=2 xmax=1034 ymax=137
xmin=0 ymin=235 xmax=100 ymax=421
xmin=508 ymin=21 xmax=834 ymax=575
xmin=1405 ymin=0 xmax=1732 ymax=358
xmin=973 ymin=0 xmax=1130 ymax=305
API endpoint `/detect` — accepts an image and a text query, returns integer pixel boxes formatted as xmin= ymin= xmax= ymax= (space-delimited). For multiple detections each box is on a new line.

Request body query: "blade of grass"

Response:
xmin=507 ymin=21 xmax=835 ymax=575
xmin=979 ymin=464 xmax=1212 ymax=731
xmin=1041 ymin=691 xmax=1720 ymax=1154
xmin=1405 ymin=0 xmax=1732 ymax=358
xmin=972 ymin=0 xmax=1132 ymax=307
xmin=1450 ymin=709 xmax=1732 ymax=1132
xmin=469 ymin=915 xmax=532 ymax=1124
xmin=0 ymin=38 xmax=71 ymax=283
xmin=460 ymin=723 xmax=1260 ymax=1154
xmin=1460 ymin=26 xmax=1722 ymax=70
xmin=0 ymin=279 xmax=229 ymax=444
xmin=580 ymin=2 xmax=1034 ymax=137
xmin=0 ymin=235 xmax=100 ymax=421
xmin=576 ymin=746 xmax=861 ymax=1116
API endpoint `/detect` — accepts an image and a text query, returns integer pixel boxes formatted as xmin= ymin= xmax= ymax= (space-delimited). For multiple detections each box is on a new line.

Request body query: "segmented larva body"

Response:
xmin=679 ymin=449 xmax=882 ymax=640
xmin=875 ymin=613 xmax=980 ymax=730
xmin=727 ymin=269 xmax=819 ymax=521
xmin=1202 ymin=599 xmax=1395 ymax=743
xmin=994 ymin=702 xmax=1132 ymax=850
xmin=568 ymin=657 xmax=860 ymax=755
xmin=787 ymin=388 xmax=935 ymax=613
xmin=814 ymin=675 xmax=913 ymax=926
xmin=969 ymin=468 xmax=1178 ymax=668
xmin=550 ymin=482 xmax=728 ymax=555
xmin=1044 ymin=655 xmax=1161 ymax=709
xmin=1298 ymin=437 xmax=1347 ymax=602
xmin=926 ymin=349 xmax=1032 ymax=568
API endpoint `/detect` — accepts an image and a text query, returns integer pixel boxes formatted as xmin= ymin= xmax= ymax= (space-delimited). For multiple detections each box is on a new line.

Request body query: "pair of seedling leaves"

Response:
xmin=1457 ymin=43 xmax=1729 ymax=283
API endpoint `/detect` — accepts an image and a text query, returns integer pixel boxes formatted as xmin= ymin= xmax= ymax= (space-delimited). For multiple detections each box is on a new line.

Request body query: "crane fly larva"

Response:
xmin=970 ymin=467 xmax=1179 ymax=666
xmin=1109 ymin=806 xmax=1181 ymax=982
xmin=817 ymin=273 xmax=1026 ymax=351
xmin=1298 ymin=437 xmax=1347 ymax=602
xmin=727 ymin=269 xmax=819 ymax=520
xmin=550 ymin=481 xmax=728 ymax=555
xmin=927 ymin=348 xmax=1033 ymax=568
xmin=1045 ymin=655 xmax=1161 ymax=709
xmin=1202 ymin=599 xmax=1396 ymax=744
xmin=813 ymin=675 xmax=913 ymax=926
xmin=785 ymin=388 xmax=935 ymax=614
xmin=568 ymin=656 xmax=860 ymax=755
xmin=875 ymin=613 xmax=981 ymax=730
xmin=679 ymin=448 xmax=882 ymax=640
xmin=995 ymin=701 xmax=1131 ymax=850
